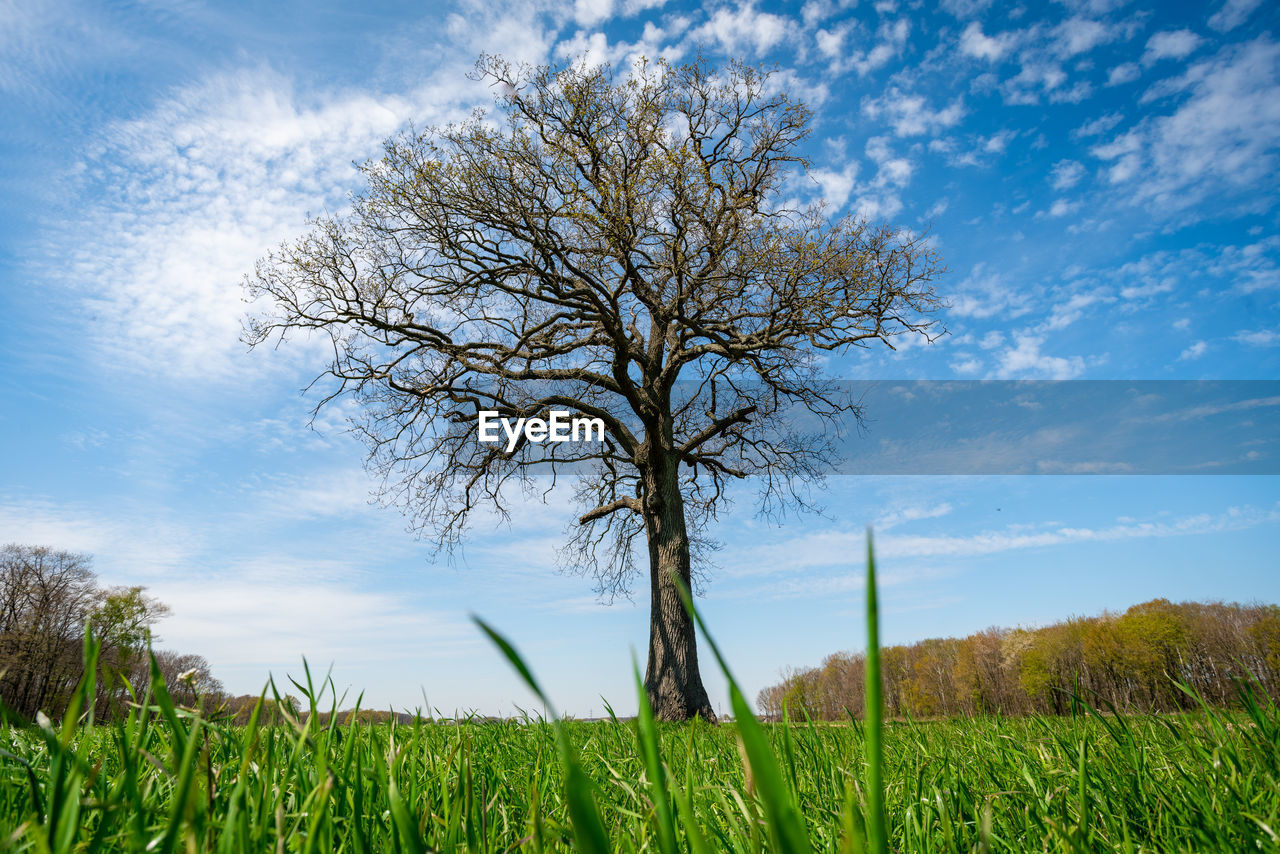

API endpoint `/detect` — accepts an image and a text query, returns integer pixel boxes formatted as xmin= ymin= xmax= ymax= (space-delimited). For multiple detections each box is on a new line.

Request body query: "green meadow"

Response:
xmin=3 ymin=550 xmax=1278 ymax=853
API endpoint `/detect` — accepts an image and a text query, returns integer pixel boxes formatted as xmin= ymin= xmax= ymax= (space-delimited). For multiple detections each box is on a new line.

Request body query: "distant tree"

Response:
xmin=760 ymin=598 xmax=1280 ymax=721
xmin=219 ymin=693 xmax=302 ymax=726
xmin=1247 ymin=605 xmax=1280 ymax=683
xmin=0 ymin=543 xmax=217 ymax=721
xmin=245 ymin=55 xmax=943 ymax=720
xmin=0 ymin=544 xmax=98 ymax=719
xmin=147 ymin=650 xmax=223 ymax=709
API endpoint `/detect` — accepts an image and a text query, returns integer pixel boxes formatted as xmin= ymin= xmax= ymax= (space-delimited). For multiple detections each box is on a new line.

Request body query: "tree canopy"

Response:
xmin=246 ymin=55 xmax=943 ymax=719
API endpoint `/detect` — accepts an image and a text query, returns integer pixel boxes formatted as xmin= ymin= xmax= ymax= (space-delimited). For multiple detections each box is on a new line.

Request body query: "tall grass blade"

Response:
xmin=673 ymin=574 xmax=813 ymax=854
xmin=472 ymin=616 xmax=612 ymax=854
xmin=864 ymin=529 xmax=888 ymax=854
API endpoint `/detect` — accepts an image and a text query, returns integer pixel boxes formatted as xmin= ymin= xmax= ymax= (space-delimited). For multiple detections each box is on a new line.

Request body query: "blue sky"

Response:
xmin=1 ymin=0 xmax=1278 ymax=717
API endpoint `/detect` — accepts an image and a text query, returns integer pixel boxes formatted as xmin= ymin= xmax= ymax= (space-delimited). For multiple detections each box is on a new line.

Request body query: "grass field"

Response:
xmin=3 ymin=548 xmax=1278 ymax=852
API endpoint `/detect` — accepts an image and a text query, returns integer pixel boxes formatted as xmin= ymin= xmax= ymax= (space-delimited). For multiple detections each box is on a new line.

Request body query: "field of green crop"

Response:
xmin=3 ymin=549 xmax=1278 ymax=852
xmin=3 ymin=682 xmax=1278 ymax=852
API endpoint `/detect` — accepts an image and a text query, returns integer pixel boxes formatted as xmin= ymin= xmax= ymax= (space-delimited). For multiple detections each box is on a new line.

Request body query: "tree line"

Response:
xmin=758 ymin=598 xmax=1280 ymax=720
xmin=0 ymin=543 xmax=222 ymax=721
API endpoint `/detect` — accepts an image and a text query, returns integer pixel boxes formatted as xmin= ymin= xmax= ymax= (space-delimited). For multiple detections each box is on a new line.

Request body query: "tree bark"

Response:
xmin=642 ymin=451 xmax=717 ymax=722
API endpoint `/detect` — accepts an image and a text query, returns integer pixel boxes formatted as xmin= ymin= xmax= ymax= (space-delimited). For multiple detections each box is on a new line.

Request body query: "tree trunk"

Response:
xmin=642 ymin=452 xmax=717 ymax=722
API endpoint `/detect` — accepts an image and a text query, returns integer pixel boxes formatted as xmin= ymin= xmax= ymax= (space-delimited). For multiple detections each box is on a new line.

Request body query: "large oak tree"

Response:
xmin=246 ymin=56 xmax=943 ymax=720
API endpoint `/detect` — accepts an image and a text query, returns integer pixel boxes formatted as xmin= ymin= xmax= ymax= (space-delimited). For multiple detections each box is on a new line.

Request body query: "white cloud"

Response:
xmin=815 ymin=25 xmax=846 ymax=59
xmin=850 ymin=18 xmax=911 ymax=75
xmin=253 ymin=468 xmax=382 ymax=521
xmin=863 ymin=88 xmax=965 ymax=136
xmin=1107 ymin=62 xmax=1141 ymax=85
xmin=1091 ymin=37 xmax=1280 ymax=219
xmin=993 ymin=335 xmax=1087 ymax=379
xmin=688 ymin=3 xmax=792 ymax=56
xmin=573 ymin=0 xmax=614 ymax=26
xmin=1041 ymin=289 xmax=1111 ymax=329
xmin=1116 ymin=254 xmax=1177 ymax=298
xmin=940 ymin=0 xmax=995 ymax=17
xmin=802 ymin=0 xmax=835 ymax=28
xmin=811 ymin=162 xmax=860 ymax=209
xmin=1053 ymin=17 xmax=1118 ymax=57
xmin=1143 ymin=29 xmax=1204 ymax=65
xmin=725 ymin=506 xmax=1279 ymax=574
xmin=875 ymin=502 xmax=954 ymax=531
xmin=556 ymin=30 xmax=611 ymax=65
xmin=1208 ymin=0 xmax=1263 ymax=32
xmin=0 ymin=498 xmax=201 ymax=578
xmin=1107 ymin=239 xmax=1280 ymax=302
xmin=959 ymin=22 xmax=1016 ymax=62
xmin=622 ymin=0 xmax=668 ymax=11
xmin=949 ymin=265 xmax=1036 ymax=319
xmin=806 ymin=138 xmax=909 ymax=218
xmin=54 ymin=68 xmax=481 ymax=381
xmin=444 ymin=0 xmax=557 ymax=65
xmin=153 ymin=574 xmax=474 ymax=672
xmin=1050 ymin=159 xmax=1086 ymax=189
xmin=1001 ymin=60 xmax=1090 ymax=104
xmin=1235 ymin=329 xmax=1280 ymax=346
xmin=1044 ymin=198 xmax=1081 ymax=217
xmin=879 ymin=507 xmax=1276 ymax=559
xmin=1178 ymin=340 xmax=1208 ymax=360
xmin=1073 ymin=111 xmax=1124 ymax=137
xmin=866 ymin=135 xmax=914 ymax=185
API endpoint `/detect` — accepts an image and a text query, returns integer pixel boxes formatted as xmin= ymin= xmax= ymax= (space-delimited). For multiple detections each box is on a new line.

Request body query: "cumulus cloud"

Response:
xmin=1050 ymin=159 xmax=1086 ymax=189
xmin=51 ymin=68 xmax=483 ymax=381
xmin=1106 ymin=62 xmax=1141 ymax=85
xmin=958 ymin=21 xmax=1016 ymax=62
xmin=1208 ymin=0 xmax=1263 ymax=32
xmin=948 ymin=265 xmax=1037 ymax=319
xmin=808 ymin=138 xmax=912 ymax=219
xmin=573 ymin=0 xmax=614 ymax=26
xmin=1072 ymin=111 xmax=1124 ymax=138
xmin=1043 ymin=198 xmax=1081 ymax=217
xmin=978 ymin=330 xmax=1006 ymax=349
xmin=939 ymin=0 xmax=995 ymax=18
xmin=865 ymin=135 xmax=914 ymax=185
xmin=1091 ymin=37 xmax=1280 ymax=219
xmin=1178 ymin=340 xmax=1208 ymax=360
xmin=852 ymin=18 xmax=911 ymax=75
xmin=1110 ymin=239 xmax=1280 ymax=301
xmin=688 ymin=2 xmax=792 ymax=55
xmin=1053 ymin=17 xmax=1119 ymax=57
xmin=1000 ymin=51 xmax=1095 ymax=105
xmin=621 ymin=0 xmax=668 ymax=12
xmin=993 ymin=335 xmax=1087 ymax=379
xmin=1235 ymin=329 xmax=1280 ymax=346
xmin=1041 ymin=289 xmax=1112 ymax=330
xmin=810 ymin=162 xmax=861 ymax=209
xmin=863 ymin=88 xmax=965 ymax=136
xmin=1143 ymin=29 xmax=1204 ymax=65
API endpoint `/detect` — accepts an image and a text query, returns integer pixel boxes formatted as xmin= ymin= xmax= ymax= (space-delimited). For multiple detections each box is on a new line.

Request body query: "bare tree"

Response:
xmin=245 ymin=56 xmax=943 ymax=720
xmin=144 ymin=650 xmax=224 ymax=709
xmin=0 ymin=544 xmax=98 ymax=719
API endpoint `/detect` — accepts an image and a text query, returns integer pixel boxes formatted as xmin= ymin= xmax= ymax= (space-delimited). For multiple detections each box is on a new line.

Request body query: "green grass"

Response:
xmin=2 ymin=547 xmax=1279 ymax=852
